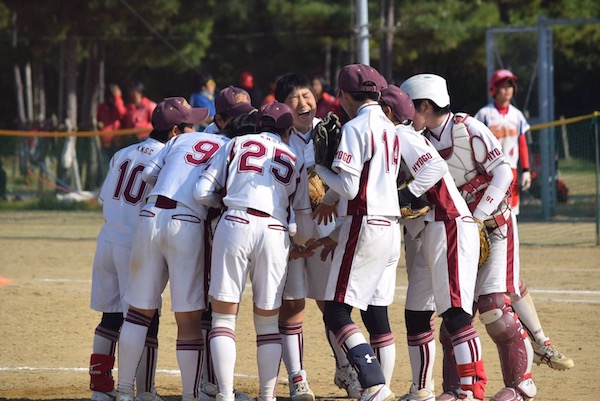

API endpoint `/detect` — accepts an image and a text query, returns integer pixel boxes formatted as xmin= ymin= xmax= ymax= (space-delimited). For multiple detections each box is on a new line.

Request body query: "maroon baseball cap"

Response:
xmin=338 ymin=63 xmax=382 ymax=93
xmin=215 ymin=86 xmax=256 ymax=117
xmin=257 ymin=102 xmax=294 ymax=130
xmin=380 ymin=85 xmax=415 ymax=122
xmin=152 ymin=97 xmax=209 ymax=130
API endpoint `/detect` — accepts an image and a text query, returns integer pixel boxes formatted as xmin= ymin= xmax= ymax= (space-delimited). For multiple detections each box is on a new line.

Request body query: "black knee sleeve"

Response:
xmin=147 ymin=311 xmax=160 ymax=339
xmin=441 ymin=307 xmax=472 ymax=334
xmin=99 ymin=312 xmax=124 ymax=332
xmin=323 ymin=301 xmax=354 ymax=332
xmin=361 ymin=305 xmax=391 ymax=335
xmin=405 ymin=310 xmax=435 ymax=335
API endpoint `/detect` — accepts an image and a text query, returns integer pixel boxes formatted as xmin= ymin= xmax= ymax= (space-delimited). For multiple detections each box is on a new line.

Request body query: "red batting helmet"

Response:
xmin=489 ymin=69 xmax=518 ymax=97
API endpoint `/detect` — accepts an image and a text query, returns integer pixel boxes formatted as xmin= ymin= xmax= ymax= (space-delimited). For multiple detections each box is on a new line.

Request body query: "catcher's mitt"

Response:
xmin=307 ymin=168 xmax=326 ymax=209
xmin=475 ymin=218 xmax=492 ymax=268
xmin=312 ymin=112 xmax=342 ymax=169
xmin=398 ymin=180 xmax=430 ymax=219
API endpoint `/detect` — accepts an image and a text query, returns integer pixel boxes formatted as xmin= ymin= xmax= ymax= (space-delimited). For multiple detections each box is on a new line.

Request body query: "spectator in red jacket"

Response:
xmin=97 ymin=84 xmax=127 ymax=159
xmin=121 ymin=82 xmax=157 ymax=144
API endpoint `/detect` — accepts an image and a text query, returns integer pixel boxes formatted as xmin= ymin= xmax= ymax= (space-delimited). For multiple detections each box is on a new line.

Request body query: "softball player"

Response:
xmin=274 ymin=72 xmax=361 ymax=400
xmin=476 ymin=69 xmax=573 ymax=371
xmin=309 ymin=64 xmax=399 ymax=401
xmin=115 ymin=97 xmax=219 ymax=401
xmin=194 ymin=102 xmax=311 ymax=401
xmin=89 ymin=127 xmax=169 ymax=401
xmin=379 ymin=85 xmax=486 ymax=401
xmin=401 ymin=74 xmax=537 ymax=401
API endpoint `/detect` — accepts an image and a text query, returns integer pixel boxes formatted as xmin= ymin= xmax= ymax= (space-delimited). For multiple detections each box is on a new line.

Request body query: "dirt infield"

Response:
xmin=0 ymin=211 xmax=598 ymax=400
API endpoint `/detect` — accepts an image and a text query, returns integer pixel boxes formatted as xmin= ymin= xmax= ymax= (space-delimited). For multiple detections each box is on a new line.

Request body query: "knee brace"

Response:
xmin=477 ymin=293 xmax=534 ymax=394
xmin=405 ymin=310 xmax=434 ymax=335
xmin=147 ymin=311 xmax=160 ymax=339
xmin=254 ymin=313 xmax=279 ymax=336
xmin=361 ymin=305 xmax=391 ymax=335
xmin=441 ymin=307 xmax=472 ymax=334
xmin=211 ymin=312 xmax=237 ymax=331
xmin=99 ymin=312 xmax=124 ymax=332
xmin=323 ymin=301 xmax=353 ymax=333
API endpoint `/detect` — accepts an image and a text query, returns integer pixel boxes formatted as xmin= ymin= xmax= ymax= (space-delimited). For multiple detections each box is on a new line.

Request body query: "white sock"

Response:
xmin=255 ymin=313 xmax=282 ymax=401
xmin=280 ymin=321 xmax=303 ymax=375
xmin=407 ymin=331 xmax=435 ymax=391
xmin=136 ymin=338 xmax=158 ymax=394
xmin=117 ymin=312 xmax=151 ymax=394
xmin=371 ymin=333 xmax=395 ymax=386
xmin=210 ymin=312 xmax=237 ymax=397
xmin=177 ymin=338 xmax=204 ymax=401
xmin=327 ymin=328 xmax=350 ymax=367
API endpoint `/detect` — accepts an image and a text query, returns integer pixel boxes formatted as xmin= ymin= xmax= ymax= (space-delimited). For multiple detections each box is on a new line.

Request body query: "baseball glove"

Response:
xmin=307 ymin=168 xmax=326 ymax=209
xmin=475 ymin=218 xmax=492 ymax=268
xmin=398 ymin=180 xmax=430 ymax=219
xmin=312 ymin=112 xmax=342 ymax=169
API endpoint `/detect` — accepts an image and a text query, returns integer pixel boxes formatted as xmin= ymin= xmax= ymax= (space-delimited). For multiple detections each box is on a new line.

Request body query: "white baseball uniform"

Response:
xmin=125 ymin=132 xmax=228 ymax=312
xmin=475 ymin=103 xmax=531 ymax=212
xmin=284 ymin=121 xmax=336 ymax=301
xmin=91 ymin=138 xmax=165 ymax=313
xmin=196 ymin=132 xmax=310 ymax=311
xmin=317 ymin=102 xmax=401 ymax=311
xmin=397 ymin=125 xmax=479 ymax=315
xmin=423 ymin=113 xmax=519 ymax=297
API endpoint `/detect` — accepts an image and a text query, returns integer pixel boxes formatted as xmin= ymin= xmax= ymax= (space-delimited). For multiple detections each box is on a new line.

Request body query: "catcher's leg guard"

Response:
xmin=439 ymin=322 xmax=461 ymax=394
xmin=477 ymin=293 xmax=537 ymax=400
xmin=89 ymin=353 xmax=115 ymax=392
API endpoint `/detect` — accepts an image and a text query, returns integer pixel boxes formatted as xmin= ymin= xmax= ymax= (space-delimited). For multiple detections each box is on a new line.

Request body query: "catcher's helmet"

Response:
xmin=400 ymin=74 xmax=450 ymax=109
xmin=489 ymin=69 xmax=518 ymax=97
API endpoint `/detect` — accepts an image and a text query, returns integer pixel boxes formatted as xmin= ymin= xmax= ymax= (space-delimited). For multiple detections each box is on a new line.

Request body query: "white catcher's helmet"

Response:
xmin=400 ymin=74 xmax=450 ymax=108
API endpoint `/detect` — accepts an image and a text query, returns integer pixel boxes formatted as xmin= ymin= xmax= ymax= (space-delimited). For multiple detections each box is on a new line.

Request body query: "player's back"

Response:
xmin=98 ymin=138 xmax=165 ymax=246
xmin=222 ymin=132 xmax=300 ymax=224
xmin=147 ymin=132 xmax=228 ymax=218
xmin=335 ymin=103 xmax=400 ymax=217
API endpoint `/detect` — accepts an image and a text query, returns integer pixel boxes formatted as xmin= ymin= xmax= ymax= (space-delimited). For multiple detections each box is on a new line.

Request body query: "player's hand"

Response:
xmin=312 ymin=202 xmax=337 ymax=225
xmin=521 ymin=171 xmax=531 ymax=191
xmin=289 ymin=243 xmax=315 ymax=260
xmin=305 ymin=236 xmax=337 ymax=261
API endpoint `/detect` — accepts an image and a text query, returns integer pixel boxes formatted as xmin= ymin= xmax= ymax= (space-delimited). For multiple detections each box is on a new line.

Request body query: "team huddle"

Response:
xmin=88 ymin=64 xmax=573 ymax=401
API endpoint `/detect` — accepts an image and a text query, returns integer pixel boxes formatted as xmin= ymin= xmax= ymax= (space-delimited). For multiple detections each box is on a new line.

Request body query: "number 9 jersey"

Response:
xmin=97 ymin=137 xmax=166 ymax=247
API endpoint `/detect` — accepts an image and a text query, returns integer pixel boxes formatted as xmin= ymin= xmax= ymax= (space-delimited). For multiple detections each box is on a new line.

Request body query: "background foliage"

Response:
xmin=0 ymin=0 xmax=599 ymax=135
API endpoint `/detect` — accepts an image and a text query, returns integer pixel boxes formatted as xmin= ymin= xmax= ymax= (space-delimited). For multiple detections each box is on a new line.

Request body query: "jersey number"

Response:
xmin=185 ymin=140 xmax=221 ymax=166
xmin=382 ymin=130 xmax=400 ymax=173
xmin=113 ymin=160 xmax=147 ymax=204
xmin=238 ymin=140 xmax=295 ymax=185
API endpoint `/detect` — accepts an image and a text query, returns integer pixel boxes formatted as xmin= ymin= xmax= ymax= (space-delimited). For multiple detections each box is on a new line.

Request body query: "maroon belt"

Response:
xmin=155 ymin=195 xmax=178 ymax=209
xmin=247 ymin=208 xmax=270 ymax=218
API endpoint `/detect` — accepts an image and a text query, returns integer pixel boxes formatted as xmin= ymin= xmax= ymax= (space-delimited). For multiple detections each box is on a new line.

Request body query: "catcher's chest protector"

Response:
xmin=442 ymin=114 xmax=491 ymax=210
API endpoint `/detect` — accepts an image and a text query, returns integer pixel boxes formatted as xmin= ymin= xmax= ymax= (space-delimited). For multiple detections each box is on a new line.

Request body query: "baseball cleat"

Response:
xmin=289 ymin=370 xmax=315 ymax=401
xmin=358 ymin=384 xmax=394 ymax=401
xmin=116 ymin=392 xmax=134 ymax=401
xmin=398 ymin=383 xmax=434 ymax=401
xmin=490 ymin=387 xmax=524 ymax=401
xmin=91 ymin=391 xmax=116 ymax=401
xmin=334 ymin=364 xmax=361 ymax=398
xmin=135 ymin=390 xmax=166 ymax=401
xmin=532 ymin=340 xmax=574 ymax=370
xmin=200 ymin=383 xmax=253 ymax=401
xmin=435 ymin=390 xmax=482 ymax=401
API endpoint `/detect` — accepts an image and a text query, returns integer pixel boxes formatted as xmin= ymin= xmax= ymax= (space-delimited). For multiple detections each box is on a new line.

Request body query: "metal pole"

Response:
xmin=538 ymin=16 xmax=552 ymax=219
xmin=356 ymin=0 xmax=369 ymax=65
xmin=485 ymin=30 xmax=495 ymax=104
xmin=594 ymin=115 xmax=600 ymax=246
